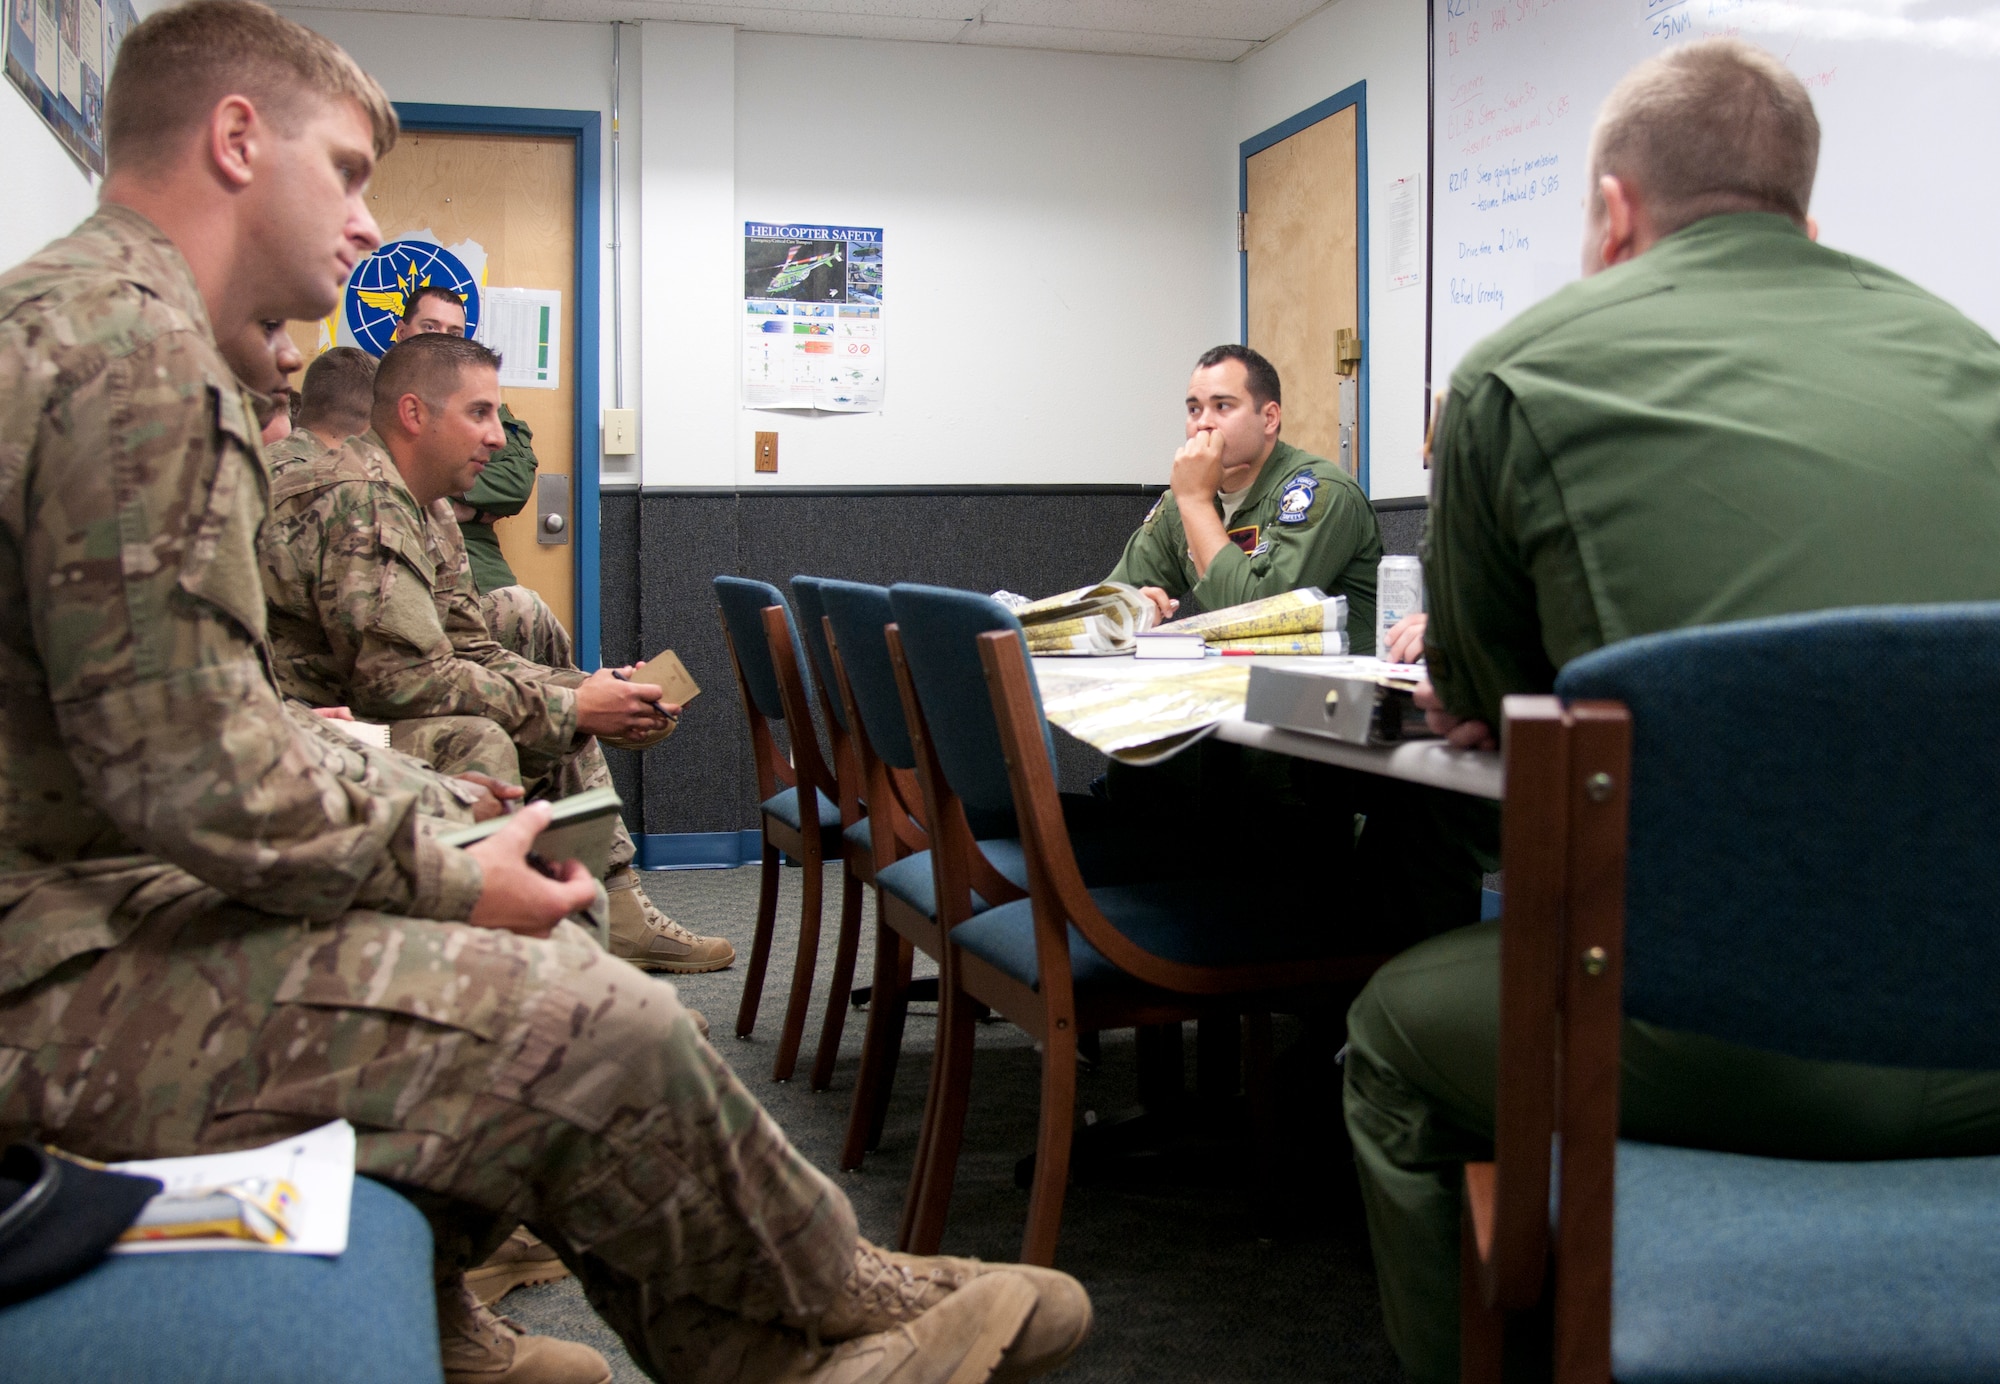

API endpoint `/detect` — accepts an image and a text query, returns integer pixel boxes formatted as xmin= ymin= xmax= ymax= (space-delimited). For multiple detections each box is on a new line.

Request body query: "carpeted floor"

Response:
xmin=503 ymin=863 xmax=1405 ymax=1384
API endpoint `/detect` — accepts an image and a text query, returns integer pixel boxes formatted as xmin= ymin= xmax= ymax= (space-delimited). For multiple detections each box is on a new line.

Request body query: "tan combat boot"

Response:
xmin=465 ymin=1227 xmax=571 ymax=1308
xmin=814 ymin=1240 xmax=1091 ymax=1384
xmin=437 ymin=1273 xmax=613 ymax=1384
xmin=790 ymin=1271 xmax=1039 ymax=1384
xmin=605 ymin=875 xmax=736 ymax=974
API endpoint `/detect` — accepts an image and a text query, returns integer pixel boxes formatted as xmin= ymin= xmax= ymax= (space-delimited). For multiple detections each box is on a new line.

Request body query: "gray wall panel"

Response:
xmin=595 ymin=488 xmax=1426 ymax=836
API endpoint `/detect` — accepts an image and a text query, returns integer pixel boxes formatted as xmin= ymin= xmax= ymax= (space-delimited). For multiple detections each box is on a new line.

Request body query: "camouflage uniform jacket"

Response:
xmin=260 ymin=429 xmax=580 ymax=765
xmin=261 ymin=427 xmax=330 ymax=472
xmin=0 ymin=207 xmax=484 ymax=997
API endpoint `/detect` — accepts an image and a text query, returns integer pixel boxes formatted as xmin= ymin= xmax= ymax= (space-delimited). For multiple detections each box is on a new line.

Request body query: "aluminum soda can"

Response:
xmin=1376 ymin=555 xmax=1424 ymax=658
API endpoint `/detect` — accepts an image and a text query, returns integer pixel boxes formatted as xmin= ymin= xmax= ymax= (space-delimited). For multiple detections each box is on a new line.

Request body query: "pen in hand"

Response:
xmin=611 ymin=668 xmax=678 ymax=721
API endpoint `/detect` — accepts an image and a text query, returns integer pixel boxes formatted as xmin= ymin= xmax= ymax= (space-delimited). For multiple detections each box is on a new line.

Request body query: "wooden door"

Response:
xmin=286 ymin=130 xmax=577 ymax=631
xmin=1244 ymin=105 xmax=1359 ymax=476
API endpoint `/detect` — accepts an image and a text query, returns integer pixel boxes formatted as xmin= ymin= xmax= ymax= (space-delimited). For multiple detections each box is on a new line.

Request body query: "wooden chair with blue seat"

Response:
xmin=0 ymin=1177 xmax=442 ymax=1383
xmin=816 ymin=578 xmax=955 ymax=1171
xmin=787 ymin=575 xmax=874 ymax=1092
xmin=888 ymin=582 xmax=1392 ymax=1265
xmin=714 ymin=575 xmax=843 ymax=1082
xmin=822 ymin=581 xmax=1143 ymax=1182
xmin=1463 ymin=603 xmax=2000 ymax=1384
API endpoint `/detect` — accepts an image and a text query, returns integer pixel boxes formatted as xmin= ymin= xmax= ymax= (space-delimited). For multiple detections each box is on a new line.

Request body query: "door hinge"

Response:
xmin=1335 ymin=328 xmax=1363 ymax=376
xmin=1236 ymin=211 xmax=1248 ymax=253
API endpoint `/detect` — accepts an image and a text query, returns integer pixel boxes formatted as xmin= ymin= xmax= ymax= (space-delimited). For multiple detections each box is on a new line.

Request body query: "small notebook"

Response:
xmin=1132 ymin=632 xmax=1208 ymax=660
xmin=632 ymin=649 xmax=700 ymax=708
xmin=437 ymin=786 xmax=626 ymax=879
xmin=322 ymin=717 xmax=392 ymax=750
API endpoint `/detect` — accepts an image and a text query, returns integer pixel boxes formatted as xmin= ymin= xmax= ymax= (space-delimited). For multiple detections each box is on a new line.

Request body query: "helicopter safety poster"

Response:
xmin=742 ymin=222 xmax=884 ymax=412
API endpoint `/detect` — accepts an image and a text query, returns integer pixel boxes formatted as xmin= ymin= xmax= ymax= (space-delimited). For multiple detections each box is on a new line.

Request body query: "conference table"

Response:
xmin=1030 ymin=651 xmax=1504 ymax=800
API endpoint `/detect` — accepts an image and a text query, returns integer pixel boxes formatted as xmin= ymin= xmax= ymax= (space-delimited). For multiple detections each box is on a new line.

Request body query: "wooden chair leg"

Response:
xmin=841 ymin=921 xmax=899 ymax=1168
xmin=1020 ymin=1018 xmax=1079 ymax=1267
xmin=810 ymin=862 xmax=866 ymax=1091
xmin=903 ymin=976 xmax=979 ymax=1255
xmin=896 ymin=954 xmax=947 ymax=1251
xmin=843 ymin=929 xmax=914 ymax=1169
xmin=1461 ymin=1193 xmax=1505 ymax=1384
xmin=771 ymin=841 xmax=825 ymax=1082
xmin=736 ymin=836 xmax=782 ymax=1039
xmin=867 ymin=939 xmax=916 ymax=1152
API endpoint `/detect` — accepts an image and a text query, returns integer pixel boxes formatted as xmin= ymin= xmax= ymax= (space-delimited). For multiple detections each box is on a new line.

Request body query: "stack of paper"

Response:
xmin=110 ymin=1120 xmax=357 ymax=1257
xmin=1011 ymin=582 xmax=1160 ymax=656
xmin=1157 ymin=588 xmax=1349 ymax=655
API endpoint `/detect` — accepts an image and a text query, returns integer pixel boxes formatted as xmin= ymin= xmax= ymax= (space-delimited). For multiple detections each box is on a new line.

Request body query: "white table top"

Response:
xmin=1033 ymin=653 xmax=1503 ymax=800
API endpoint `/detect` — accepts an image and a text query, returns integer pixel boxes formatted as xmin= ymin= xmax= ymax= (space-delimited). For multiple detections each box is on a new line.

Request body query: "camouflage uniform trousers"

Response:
xmin=288 ymin=703 xmax=488 ymax=824
xmin=391 ymin=584 xmax=637 ymax=879
xmin=0 ymin=891 xmax=858 ymax=1383
xmin=480 ymin=584 xmax=636 ymax=880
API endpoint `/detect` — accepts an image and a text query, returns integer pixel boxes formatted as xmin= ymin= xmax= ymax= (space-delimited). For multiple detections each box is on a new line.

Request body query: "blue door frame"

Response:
xmin=1239 ymin=80 xmax=1371 ymax=496
xmin=391 ymin=101 xmax=604 ymax=669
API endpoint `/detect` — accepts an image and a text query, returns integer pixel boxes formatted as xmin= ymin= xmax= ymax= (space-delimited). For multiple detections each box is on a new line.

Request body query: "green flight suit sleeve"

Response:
xmin=1424 ymin=377 xmax=1601 ymax=730
xmin=1189 ymin=470 xmax=1376 ymax=613
xmin=461 ymin=405 xmax=537 ymax=518
xmin=1106 ymin=497 xmax=1191 ymax=595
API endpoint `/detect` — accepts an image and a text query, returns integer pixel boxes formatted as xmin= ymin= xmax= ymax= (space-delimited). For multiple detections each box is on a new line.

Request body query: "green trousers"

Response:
xmin=1343 ymin=921 xmax=2000 ymax=1384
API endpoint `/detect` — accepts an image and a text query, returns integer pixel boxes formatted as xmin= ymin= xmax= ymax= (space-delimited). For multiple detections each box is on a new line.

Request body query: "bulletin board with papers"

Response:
xmin=742 ymin=222 xmax=884 ymax=413
xmin=6 ymin=0 xmax=135 ymax=176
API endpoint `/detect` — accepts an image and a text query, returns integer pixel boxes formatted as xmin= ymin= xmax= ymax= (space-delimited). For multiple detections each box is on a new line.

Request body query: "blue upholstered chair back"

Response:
xmin=887 ymin=584 xmax=1056 ymax=822
xmin=790 ymin=576 xmax=845 ymax=732
xmin=1553 ymin=602 xmax=2000 ymax=1071
xmin=820 ymin=579 xmax=914 ymax=769
xmin=714 ymin=576 xmax=808 ymax=722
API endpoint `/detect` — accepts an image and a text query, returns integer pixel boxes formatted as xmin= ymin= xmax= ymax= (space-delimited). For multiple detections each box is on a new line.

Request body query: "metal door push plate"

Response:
xmin=1243 ymin=664 xmax=1429 ymax=747
xmin=536 ymin=474 xmax=571 ymax=546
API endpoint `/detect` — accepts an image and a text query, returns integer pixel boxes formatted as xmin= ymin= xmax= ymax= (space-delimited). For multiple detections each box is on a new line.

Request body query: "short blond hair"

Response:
xmin=1589 ymin=38 xmax=1818 ymax=235
xmin=105 ymin=0 xmax=397 ymax=172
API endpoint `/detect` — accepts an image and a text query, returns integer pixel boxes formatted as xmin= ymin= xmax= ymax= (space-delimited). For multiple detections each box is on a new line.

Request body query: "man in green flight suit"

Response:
xmin=1107 ymin=343 xmax=1380 ymax=648
xmin=1096 ymin=347 xmax=1480 ymax=940
xmin=1348 ymin=40 xmax=2000 ymax=1384
xmin=395 ymin=283 xmax=535 ymax=596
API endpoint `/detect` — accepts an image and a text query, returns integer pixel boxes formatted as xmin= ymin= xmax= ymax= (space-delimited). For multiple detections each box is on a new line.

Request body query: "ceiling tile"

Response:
xmin=978 ymin=0 xmax=1322 ymax=42
xmin=290 ymin=0 xmax=1329 ymax=56
xmin=965 ymin=20 xmax=1251 ymax=59
xmin=290 ymin=0 xmax=538 ymax=17
xmin=534 ymin=0 xmax=967 ymax=32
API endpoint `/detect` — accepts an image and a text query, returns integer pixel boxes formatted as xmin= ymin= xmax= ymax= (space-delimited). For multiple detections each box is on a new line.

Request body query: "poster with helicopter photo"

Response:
xmin=742 ymin=222 xmax=883 ymax=413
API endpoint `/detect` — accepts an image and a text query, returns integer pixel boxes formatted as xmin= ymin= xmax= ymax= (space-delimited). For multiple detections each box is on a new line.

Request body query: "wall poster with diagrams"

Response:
xmin=6 ymin=0 xmax=136 ymax=176
xmin=742 ymin=222 xmax=883 ymax=412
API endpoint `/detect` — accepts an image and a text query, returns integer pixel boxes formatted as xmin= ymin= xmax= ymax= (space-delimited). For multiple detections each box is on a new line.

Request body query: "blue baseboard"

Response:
xmin=638 ymin=830 xmax=762 ymax=870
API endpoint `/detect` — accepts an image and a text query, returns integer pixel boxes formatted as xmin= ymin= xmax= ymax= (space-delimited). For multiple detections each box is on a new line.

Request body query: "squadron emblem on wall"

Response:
xmin=343 ymin=239 xmax=483 ymax=357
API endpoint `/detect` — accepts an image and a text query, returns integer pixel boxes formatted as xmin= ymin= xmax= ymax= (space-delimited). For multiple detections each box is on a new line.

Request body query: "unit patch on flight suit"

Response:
xmin=1227 ymin=524 xmax=1261 ymax=554
xmin=1276 ymin=474 xmax=1319 ymax=524
xmin=1142 ymin=495 xmax=1165 ymax=527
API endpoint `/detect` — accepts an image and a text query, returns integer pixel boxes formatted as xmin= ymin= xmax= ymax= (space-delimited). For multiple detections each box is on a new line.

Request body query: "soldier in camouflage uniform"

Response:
xmin=391 ymin=285 xmax=539 ymax=600
xmin=257 ymin=337 xmax=731 ymax=974
xmin=223 ymin=321 xmax=532 ymax=819
xmin=0 ymin=6 xmax=1089 ymax=1383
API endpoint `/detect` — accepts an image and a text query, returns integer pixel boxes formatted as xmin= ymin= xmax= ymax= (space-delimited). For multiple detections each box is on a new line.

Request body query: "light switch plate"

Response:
xmin=602 ymin=408 xmax=636 ymax=455
xmin=754 ymin=431 xmax=778 ymax=473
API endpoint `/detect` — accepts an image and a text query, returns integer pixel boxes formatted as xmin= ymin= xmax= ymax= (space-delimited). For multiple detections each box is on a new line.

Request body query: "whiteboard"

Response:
xmin=1429 ymin=0 xmax=2000 ymax=388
